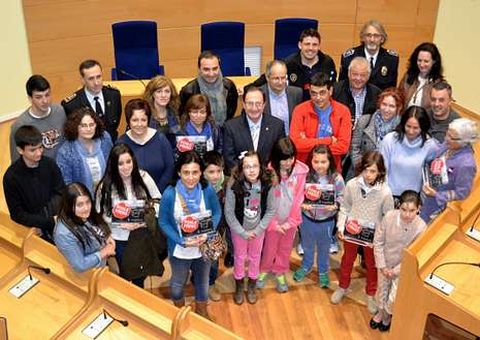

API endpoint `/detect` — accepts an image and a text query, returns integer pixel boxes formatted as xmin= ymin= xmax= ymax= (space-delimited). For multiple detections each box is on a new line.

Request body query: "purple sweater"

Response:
xmin=420 ymin=143 xmax=477 ymax=223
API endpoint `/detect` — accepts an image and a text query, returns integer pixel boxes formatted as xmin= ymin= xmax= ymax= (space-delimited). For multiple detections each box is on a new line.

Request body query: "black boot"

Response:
xmin=234 ymin=279 xmax=244 ymax=305
xmin=224 ymin=252 xmax=234 ymax=268
xmin=246 ymin=278 xmax=257 ymax=304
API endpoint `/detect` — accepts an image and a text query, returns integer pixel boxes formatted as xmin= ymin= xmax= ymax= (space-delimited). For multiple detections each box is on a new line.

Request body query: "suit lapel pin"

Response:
xmin=381 ymin=66 xmax=388 ymax=76
xmin=107 ymin=101 xmax=111 ymax=106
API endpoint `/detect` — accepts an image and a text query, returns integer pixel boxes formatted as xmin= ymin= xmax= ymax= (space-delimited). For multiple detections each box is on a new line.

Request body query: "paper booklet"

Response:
xmin=422 ymin=156 xmax=448 ymax=188
xmin=344 ymin=217 xmax=376 ymax=247
xmin=304 ymin=183 xmax=336 ymax=207
xmin=111 ymin=199 xmax=145 ymax=227
xmin=176 ymin=135 xmax=207 ymax=159
xmin=180 ymin=210 xmax=214 ymax=239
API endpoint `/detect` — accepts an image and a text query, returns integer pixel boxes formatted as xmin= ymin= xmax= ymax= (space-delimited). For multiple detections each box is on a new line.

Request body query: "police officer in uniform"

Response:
xmin=339 ymin=20 xmax=398 ymax=91
xmin=62 ymin=59 xmax=122 ymax=141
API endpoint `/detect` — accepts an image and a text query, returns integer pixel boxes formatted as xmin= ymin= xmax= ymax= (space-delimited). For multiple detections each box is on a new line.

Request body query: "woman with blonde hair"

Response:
xmin=143 ymin=75 xmax=181 ymax=146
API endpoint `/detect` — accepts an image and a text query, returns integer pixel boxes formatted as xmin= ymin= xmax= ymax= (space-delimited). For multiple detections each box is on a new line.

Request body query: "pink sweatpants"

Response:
xmin=231 ymin=231 xmax=265 ymax=280
xmin=259 ymin=227 xmax=296 ymax=275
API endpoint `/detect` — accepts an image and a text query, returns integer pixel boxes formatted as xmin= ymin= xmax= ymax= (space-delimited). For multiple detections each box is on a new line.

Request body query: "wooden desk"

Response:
xmin=54 ymin=268 xmax=241 ymax=339
xmin=0 ymin=213 xmax=34 ymax=280
xmin=0 ymin=234 xmax=94 ymax=339
xmin=390 ymin=209 xmax=480 ymax=339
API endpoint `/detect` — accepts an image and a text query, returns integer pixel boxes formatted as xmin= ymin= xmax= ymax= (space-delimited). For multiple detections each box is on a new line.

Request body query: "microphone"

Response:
xmin=27 ymin=265 xmax=51 ymax=280
xmin=429 ymin=261 xmax=480 ymax=279
xmin=103 ymin=309 xmax=128 ymax=327
xmin=117 ymin=69 xmax=146 ymax=87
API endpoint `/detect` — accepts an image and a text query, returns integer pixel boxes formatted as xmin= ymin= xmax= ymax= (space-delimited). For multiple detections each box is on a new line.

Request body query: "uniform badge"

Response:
xmin=381 ymin=66 xmax=388 ymax=76
xmin=289 ymin=73 xmax=298 ymax=83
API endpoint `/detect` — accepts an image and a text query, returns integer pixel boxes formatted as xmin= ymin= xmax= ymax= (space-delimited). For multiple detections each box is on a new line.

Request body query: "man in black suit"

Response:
xmin=260 ymin=60 xmax=303 ymax=135
xmin=223 ymin=86 xmax=285 ymax=172
xmin=61 ymin=59 xmax=122 ymax=141
xmin=339 ymin=20 xmax=399 ymax=91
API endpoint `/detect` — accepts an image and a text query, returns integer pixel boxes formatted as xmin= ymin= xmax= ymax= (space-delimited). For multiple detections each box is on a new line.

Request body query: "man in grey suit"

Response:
xmin=260 ymin=60 xmax=303 ymax=135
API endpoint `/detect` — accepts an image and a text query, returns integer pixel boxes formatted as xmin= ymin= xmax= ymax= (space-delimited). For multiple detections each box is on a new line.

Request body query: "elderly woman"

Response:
xmin=421 ymin=118 xmax=478 ymax=223
xmin=143 ymin=75 xmax=181 ymax=147
xmin=117 ymin=99 xmax=174 ymax=193
xmin=351 ymin=87 xmax=404 ymax=171
xmin=180 ymin=94 xmax=223 ymax=154
xmin=56 ymin=107 xmax=112 ymax=194
xmin=399 ymin=42 xmax=443 ymax=109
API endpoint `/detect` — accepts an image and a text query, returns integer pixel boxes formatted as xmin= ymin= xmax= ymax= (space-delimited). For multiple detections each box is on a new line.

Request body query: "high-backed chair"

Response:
xmin=201 ymin=21 xmax=250 ymax=76
xmin=274 ymin=18 xmax=319 ymax=60
xmin=111 ymin=20 xmax=164 ymax=80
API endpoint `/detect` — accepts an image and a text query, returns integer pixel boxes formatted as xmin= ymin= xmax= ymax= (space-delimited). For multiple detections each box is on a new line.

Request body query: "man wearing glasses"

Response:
xmin=223 ymin=86 xmax=285 ymax=171
xmin=339 ymin=20 xmax=399 ymax=90
xmin=290 ymin=73 xmax=352 ymax=173
xmin=260 ymin=60 xmax=303 ymax=135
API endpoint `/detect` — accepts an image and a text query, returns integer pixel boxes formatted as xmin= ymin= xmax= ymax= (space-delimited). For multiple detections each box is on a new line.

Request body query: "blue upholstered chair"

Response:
xmin=111 ymin=20 xmax=164 ymax=80
xmin=274 ymin=18 xmax=319 ymax=60
xmin=201 ymin=21 xmax=250 ymax=76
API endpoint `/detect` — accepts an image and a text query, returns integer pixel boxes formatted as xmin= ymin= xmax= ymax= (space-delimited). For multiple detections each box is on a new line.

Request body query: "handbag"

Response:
xmin=144 ymin=198 xmax=167 ymax=261
xmin=121 ymin=227 xmax=165 ymax=280
xmin=177 ymin=190 xmax=226 ymax=261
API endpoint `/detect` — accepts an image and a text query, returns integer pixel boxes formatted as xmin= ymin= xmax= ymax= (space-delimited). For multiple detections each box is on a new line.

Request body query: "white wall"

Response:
xmin=0 ymin=0 xmax=32 ymax=119
xmin=434 ymin=0 xmax=480 ymax=113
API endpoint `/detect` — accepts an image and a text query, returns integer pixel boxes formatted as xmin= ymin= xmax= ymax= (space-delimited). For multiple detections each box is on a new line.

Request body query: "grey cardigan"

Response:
xmin=350 ymin=113 xmax=377 ymax=167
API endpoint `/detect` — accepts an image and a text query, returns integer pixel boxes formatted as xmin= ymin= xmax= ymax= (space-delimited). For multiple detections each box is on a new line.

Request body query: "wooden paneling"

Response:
xmin=22 ymin=0 xmax=439 ymax=102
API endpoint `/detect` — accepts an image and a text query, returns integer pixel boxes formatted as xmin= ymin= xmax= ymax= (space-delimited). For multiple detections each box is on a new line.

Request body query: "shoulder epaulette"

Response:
xmin=387 ymin=49 xmax=399 ymax=57
xmin=105 ymin=84 xmax=119 ymax=91
xmin=62 ymin=92 xmax=77 ymax=103
xmin=343 ymin=48 xmax=355 ymax=58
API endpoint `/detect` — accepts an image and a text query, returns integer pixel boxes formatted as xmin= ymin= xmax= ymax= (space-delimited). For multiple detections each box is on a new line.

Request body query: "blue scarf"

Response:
xmin=176 ymin=180 xmax=202 ymax=213
xmin=185 ymin=121 xmax=213 ymax=139
xmin=374 ymin=110 xmax=400 ymax=145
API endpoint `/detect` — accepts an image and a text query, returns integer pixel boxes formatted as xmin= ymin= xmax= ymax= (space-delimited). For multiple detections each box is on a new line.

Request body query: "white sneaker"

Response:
xmin=296 ymin=244 xmax=304 ymax=256
xmin=367 ymin=295 xmax=378 ymax=314
xmin=329 ymin=242 xmax=339 ymax=254
xmin=331 ymin=287 xmax=347 ymax=304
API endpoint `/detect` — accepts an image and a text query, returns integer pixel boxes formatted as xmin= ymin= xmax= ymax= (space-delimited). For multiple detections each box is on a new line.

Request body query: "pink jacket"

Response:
xmin=267 ymin=160 xmax=309 ymax=232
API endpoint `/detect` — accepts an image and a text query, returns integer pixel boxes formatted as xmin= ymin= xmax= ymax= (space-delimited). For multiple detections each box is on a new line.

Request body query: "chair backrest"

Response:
xmin=201 ymin=21 xmax=246 ymax=76
xmin=274 ymin=18 xmax=319 ymax=60
xmin=112 ymin=20 xmax=161 ymax=80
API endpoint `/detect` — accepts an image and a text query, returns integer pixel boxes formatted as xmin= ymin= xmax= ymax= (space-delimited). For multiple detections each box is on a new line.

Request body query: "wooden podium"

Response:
xmin=390 ymin=206 xmax=480 ymax=339
xmin=0 ymin=214 xmax=242 ymax=339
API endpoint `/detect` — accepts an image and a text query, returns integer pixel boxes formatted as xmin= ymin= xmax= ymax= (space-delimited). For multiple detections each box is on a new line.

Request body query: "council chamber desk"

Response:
xmin=390 ymin=207 xmax=480 ymax=339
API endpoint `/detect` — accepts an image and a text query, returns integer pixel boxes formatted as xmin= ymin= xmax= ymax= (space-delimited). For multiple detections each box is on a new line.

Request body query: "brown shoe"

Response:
xmin=234 ymin=279 xmax=244 ymax=305
xmin=173 ymin=297 xmax=185 ymax=308
xmin=209 ymin=285 xmax=221 ymax=302
xmin=195 ymin=300 xmax=215 ymax=322
xmin=246 ymin=278 xmax=257 ymax=304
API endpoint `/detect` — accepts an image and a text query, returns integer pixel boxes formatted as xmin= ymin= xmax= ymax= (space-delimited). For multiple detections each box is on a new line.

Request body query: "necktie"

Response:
xmin=370 ymin=57 xmax=375 ymax=71
xmin=94 ymin=96 xmax=104 ymax=117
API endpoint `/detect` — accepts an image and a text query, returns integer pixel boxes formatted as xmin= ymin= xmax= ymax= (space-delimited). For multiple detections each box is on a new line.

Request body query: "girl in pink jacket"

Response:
xmin=257 ymin=138 xmax=308 ymax=293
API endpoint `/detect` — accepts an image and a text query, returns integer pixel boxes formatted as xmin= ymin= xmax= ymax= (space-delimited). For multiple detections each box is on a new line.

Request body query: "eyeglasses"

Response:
xmin=79 ymin=122 xmax=96 ymax=129
xmin=244 ymin=164 xmax=260 ymax=170
xmin=363 ymin=33 xmax=382 ymax=39
xmin=245 ymin=102 xmax=263 ymax=109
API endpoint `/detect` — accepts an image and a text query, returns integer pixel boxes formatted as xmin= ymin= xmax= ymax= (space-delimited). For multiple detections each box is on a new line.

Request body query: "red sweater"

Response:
xmin=290 ymin=99 xmax=352 ymax=172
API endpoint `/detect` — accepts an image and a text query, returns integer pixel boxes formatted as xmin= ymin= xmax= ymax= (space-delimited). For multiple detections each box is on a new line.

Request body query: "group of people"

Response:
xmin=3 ymin=19 xmax=479 ymax=330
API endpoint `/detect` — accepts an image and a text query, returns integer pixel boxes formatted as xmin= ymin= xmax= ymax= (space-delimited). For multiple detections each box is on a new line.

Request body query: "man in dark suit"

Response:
xmin=61 ymin=59 xmax=122 ymax=141
xmin=260 ymin=60 xmax=303 ymax=135
xmin=223 ymin=86 xmax=285 ymax=172
xmin=339 ymin=20 xmax=399 ymax=91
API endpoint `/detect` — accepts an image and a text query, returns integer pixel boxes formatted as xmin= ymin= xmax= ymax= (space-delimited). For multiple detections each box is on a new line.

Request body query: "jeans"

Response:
xmin=169 ymin=255 xmax=211 ymax=302
xmin=300 ymin=215 xmax=335 ymax=274
xmin=209 ymin=259 xmax=219 ymax=286
xmin=231 ymin=231 xmax=265 ymax=280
